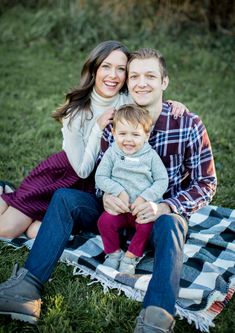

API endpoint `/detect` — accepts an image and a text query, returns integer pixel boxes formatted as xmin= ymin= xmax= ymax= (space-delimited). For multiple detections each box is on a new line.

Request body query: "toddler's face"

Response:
xmin=113 ymin=119 xmax=149 ymax=155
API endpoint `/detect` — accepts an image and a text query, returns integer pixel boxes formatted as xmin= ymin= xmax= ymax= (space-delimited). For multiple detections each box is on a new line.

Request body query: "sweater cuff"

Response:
xmin=163 ymin=198 xmax=187 ymax=217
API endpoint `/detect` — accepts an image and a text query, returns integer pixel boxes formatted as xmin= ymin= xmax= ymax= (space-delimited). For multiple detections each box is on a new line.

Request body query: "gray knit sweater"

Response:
xmin=95 ymin=142 xmax=168 ymax=203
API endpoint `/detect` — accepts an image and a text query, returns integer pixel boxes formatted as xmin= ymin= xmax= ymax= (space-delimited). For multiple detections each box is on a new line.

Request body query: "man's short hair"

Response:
xmin=113 ymin=104 xmax=153 ymax=133
xmin=128 ymin=48 xmax=168 ymax=79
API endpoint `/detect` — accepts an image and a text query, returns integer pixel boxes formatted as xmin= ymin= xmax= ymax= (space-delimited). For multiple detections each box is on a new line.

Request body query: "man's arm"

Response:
xmin=164 ymin=117 xmax=217 ymax=218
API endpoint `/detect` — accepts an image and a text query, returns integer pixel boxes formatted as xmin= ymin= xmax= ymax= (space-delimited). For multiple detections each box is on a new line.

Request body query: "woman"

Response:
xmin=0 ymin=40 xmax=186 ymax=239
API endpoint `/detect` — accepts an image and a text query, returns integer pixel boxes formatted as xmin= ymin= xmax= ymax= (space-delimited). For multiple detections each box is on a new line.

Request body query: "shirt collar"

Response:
xmin=151 ymin=102 xmax=171 ymax=133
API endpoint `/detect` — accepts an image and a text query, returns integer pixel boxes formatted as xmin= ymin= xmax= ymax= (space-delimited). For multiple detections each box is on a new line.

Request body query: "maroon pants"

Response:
xmin=97 ymin=211 xmax=154 ymax=257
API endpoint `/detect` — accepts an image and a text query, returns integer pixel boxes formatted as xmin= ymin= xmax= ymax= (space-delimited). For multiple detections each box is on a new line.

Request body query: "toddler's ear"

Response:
xmin=145 ymin=132 xmax=150 ymax=142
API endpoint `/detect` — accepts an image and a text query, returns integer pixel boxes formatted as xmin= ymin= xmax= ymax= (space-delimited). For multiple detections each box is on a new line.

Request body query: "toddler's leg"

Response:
xmin=97 ymin=211 xmax=127 ymax=254
xmin=128 ymin=221 xmax=154 ymax=257
xmin=119 ymin=218 xmax=154 ymax=274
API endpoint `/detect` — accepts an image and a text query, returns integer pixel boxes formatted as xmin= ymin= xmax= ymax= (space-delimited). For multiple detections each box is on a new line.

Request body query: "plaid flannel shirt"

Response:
xmin=97 ymin=102 xmax=217 ymax=220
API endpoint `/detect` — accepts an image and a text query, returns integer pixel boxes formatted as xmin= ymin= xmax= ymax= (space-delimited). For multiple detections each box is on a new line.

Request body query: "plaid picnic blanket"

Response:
xmin=1 ymin=204 xmax=234 ymax=332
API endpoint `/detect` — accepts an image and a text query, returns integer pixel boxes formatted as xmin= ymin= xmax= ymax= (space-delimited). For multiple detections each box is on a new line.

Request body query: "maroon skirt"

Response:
xmin=2 ymin=150 xmax=95 ymax=221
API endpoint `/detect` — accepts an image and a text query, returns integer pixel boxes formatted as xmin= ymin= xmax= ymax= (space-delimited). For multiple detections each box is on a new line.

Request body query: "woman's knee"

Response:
xmin=26 ymin=221 xmax=42 ymax=239
xmin=0 ymin=207 xmax=32 ymax=238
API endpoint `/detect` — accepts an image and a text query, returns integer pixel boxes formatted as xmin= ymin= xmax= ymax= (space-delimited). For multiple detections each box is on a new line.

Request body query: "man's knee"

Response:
xmin=52 ymin=188 xmax=69 ymax=202
xmin=52 ymin=188 xmax=84 ymax=207
xmin=152 ymin=214 xmax=187 ymax=239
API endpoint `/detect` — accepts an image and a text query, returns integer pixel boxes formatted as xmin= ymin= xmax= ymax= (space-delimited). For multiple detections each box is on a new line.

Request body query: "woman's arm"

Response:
xmin=62 ymin=109 xmax=115 ymax=179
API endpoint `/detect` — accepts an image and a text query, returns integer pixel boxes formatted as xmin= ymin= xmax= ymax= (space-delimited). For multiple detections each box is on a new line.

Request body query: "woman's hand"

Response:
xmin=97 ymin=108 xmax=115 ymax=130
xmin=168 ymin=100 xmax=189 ymax=119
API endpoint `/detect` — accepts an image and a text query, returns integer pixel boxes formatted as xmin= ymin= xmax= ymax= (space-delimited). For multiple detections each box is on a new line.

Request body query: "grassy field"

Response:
xmin=0 ymin=5 xmax=234 ymax=333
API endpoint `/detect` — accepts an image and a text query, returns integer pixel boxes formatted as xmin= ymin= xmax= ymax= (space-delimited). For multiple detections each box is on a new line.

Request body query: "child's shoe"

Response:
xmin=103 ymin=250 xmax=124 ymax=270
xmin=119 ymin=255 xmax=140 ymax=274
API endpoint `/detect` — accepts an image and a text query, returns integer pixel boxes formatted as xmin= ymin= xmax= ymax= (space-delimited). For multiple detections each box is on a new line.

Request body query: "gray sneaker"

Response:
xmin=0 ymin=263 xmax=42 ymax=324
xmin=119 ymin=256 xmax=140 ymax=275
xmin=134 ymin=306 xmax=175 ymax=333
xmin=103 ymin=250 xmax=124 ymax=270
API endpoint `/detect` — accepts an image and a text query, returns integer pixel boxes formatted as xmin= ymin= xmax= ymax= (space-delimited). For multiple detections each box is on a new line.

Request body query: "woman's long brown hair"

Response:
xmin=52 ymin=41 xmax=130 ymax=125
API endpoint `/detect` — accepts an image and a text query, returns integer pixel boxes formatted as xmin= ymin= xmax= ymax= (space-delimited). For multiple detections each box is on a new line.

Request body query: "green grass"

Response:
xmin=0 ymin=5 xmax=234 ymax=333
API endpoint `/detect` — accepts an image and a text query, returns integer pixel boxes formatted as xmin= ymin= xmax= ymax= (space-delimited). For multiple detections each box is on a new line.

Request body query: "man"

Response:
xmin=0 ymin=49 xmax=216 ymax=332
xmin=98 ymin=48 xmax=217 ymax=332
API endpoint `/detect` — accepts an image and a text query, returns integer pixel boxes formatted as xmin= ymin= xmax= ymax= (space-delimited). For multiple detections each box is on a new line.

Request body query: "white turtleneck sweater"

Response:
xmin=61 ymin=89 xmax=132 ymax=179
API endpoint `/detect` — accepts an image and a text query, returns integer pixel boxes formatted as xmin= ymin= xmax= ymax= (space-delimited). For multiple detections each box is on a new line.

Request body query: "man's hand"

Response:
xmin=132 ymin=201 xmax=172 ymax=224
xmin=103 ymin=193 xmax=129 ymax=215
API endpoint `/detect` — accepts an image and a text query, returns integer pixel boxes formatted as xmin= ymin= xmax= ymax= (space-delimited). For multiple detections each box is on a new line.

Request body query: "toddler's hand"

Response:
xmin=131 ymin=196 xmax=146 ymax=214
xmin=118 ymin=191 xmax=130 ymax=212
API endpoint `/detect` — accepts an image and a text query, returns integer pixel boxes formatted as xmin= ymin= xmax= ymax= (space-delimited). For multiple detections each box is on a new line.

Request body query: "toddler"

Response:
xmin=95 ymin=104 xmax=168 ymax=274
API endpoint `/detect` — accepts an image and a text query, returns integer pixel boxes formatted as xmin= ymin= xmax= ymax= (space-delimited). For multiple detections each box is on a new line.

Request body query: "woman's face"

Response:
xmin=95 ymin=50 xmax=127 ymax=98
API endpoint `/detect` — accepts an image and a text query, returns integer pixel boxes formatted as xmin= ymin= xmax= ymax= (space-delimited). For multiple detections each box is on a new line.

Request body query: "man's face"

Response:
xmin=127 ymin=58 xmax=168 ymax=108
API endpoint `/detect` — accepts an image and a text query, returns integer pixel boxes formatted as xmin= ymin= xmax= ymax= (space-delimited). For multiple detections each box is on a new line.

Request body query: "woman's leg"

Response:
xmin=25 ymin=221 xmax=42 ymax=239
xmin=0 ymin=197 xmax=8 ymax=215
xmin=0 ymin=181 xmax=15 ymax=214
xmin=0 ymin=206 xmax=33 ymax=238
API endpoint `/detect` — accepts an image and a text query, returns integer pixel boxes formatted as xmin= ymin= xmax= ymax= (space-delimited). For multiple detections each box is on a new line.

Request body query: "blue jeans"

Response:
xmin=143 ymin=214 xmax=188 ymax=316
xmin=25 ymin=189 xmax=103 ymax=283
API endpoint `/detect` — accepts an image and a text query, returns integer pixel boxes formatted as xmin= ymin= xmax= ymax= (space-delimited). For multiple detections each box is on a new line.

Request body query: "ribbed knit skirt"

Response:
xmin=1 ymin=150 xmax=96 ymax=221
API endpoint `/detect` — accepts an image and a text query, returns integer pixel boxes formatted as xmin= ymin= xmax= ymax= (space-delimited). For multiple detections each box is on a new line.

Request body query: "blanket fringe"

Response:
xmin=176 ymin=306 xmax=215 ymax=332
xmin=71 ymin=263 xmax=217 ymax=332
xmin=72 ymin=264 xmax=144 ymax=302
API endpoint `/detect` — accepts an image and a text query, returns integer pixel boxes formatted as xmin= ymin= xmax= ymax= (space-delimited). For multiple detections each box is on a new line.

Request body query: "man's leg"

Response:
xmin=134 ymin=214 xmax=188 ymax=332
xmin=25 ymin=188 xmax=103 ymax=282
xmin=0 ymin=188 xmax=103 ymax=323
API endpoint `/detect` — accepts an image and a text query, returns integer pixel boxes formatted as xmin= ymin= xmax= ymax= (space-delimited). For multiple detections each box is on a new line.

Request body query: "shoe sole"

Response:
xmin=0 ymin=310 xmax=38 ymax=324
